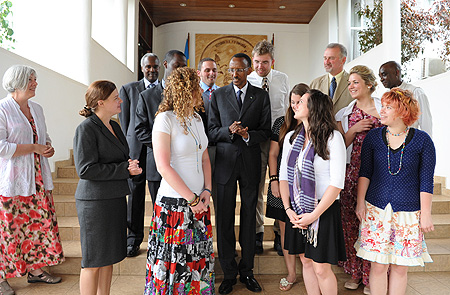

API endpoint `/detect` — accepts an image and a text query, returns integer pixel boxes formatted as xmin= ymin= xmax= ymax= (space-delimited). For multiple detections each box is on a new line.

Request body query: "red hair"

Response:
xmin=381 ymin=87 xmax=420 ymax=126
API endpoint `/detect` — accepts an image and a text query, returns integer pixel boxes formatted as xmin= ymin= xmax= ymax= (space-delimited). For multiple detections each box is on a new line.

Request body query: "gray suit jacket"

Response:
xmin=208 ymin=82 xmax=271 ymax=185
xmin=118 ymin=79 xmax=146 ymax=159
xmin=310 ymin=71 xmax=353 ymax=115
xmin=134 ymin=83 xmax=163 ymax=181
xmin=73 ymin=114 xmax=131 ymax=200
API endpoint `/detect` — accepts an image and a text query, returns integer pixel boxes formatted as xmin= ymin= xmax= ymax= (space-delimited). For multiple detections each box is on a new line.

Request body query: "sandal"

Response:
xmin=27 ymin=271 xmax=62 ymax=284
xmin=0 ymin=280 xmax=15 ymax=295
xmin=344 ymin=278 xmax=362 ymax=290
xmin=279 ymin=277 xmax=296 ymax=291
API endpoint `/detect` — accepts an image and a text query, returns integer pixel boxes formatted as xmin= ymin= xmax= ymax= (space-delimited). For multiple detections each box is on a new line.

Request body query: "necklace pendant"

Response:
xmin=199 ymin=144 xmax=202 ymax=149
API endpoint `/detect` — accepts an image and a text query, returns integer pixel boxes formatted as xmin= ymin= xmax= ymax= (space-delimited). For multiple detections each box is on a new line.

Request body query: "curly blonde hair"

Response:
xmin=156 ymin=67 xmax=204 ymax=133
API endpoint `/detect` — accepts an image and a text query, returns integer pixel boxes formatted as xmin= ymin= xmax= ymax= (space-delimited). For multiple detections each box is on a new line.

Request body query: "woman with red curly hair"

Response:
xmin=355 ymin=88 xmax=436 ymax=295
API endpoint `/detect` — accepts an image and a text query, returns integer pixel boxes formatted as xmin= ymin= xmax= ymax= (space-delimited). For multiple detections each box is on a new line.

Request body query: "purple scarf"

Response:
xmin=287 ymin=126 xmax=319 ymax=246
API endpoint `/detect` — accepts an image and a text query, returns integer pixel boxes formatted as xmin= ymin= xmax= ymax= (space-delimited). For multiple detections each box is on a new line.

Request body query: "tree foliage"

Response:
xmin=0 ymin=0 xmax=14 ymax=47
xmin=356 ymin=0 xmax=450 ymax=65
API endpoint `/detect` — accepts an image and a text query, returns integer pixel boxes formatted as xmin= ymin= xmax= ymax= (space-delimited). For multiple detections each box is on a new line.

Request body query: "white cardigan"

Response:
xmin=334 ymin=98 xmax=382 ymax=164
xmin=0 ymin=95 xmax=53 ymax=197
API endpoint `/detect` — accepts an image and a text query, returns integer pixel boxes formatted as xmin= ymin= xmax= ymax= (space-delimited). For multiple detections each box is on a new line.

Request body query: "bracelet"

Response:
xmin=187 ymin=193 xmax=196 ymax=204
xmin=269 ymin=175 xmax=279 ymax=182
xmin=188 ymin=193 xmax=200 ymax=207
xmin=203 ymin=188 xmax=212 ymax=196
xmin=285 ymin=207 xmax=292 ymax=212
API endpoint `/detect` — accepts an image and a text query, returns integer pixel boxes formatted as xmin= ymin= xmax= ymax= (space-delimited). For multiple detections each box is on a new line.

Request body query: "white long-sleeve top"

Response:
xmin=0 ymin=95 xmax=53 ymax=197
xmin=279 ymin=130 xmax=346 ymax=200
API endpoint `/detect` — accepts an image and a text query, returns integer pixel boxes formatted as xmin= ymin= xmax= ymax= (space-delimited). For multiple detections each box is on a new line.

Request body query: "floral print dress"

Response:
xmin=0 ymin=118 xmax=64 ymax=279
xmin=338 ymin=105 xmax=382 ymax=286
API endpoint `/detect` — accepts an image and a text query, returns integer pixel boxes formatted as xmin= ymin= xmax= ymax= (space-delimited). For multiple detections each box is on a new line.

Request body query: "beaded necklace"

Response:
xmin=386 ymin=127 xmax=409 ymax=175
xmin=387 ymin=126 xmax=409 ymax=136
xmin=186 ymin=120 xmax=202 ymax=173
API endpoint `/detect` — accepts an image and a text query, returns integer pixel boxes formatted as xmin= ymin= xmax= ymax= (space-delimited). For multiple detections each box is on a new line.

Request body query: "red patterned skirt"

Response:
xmin=0 ymin=154 xmax=64 ymax=279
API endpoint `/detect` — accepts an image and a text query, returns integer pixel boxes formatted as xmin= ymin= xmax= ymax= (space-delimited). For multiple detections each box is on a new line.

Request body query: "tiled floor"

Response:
xmin=6 ymin=272 xmax=450 ymax=295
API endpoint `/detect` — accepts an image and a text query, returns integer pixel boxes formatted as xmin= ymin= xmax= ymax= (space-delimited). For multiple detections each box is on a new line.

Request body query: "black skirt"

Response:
xmin=76 ymin=196 xmax=127 ymax=268
xmin=284 ymin=200 xmax=347 ymax=265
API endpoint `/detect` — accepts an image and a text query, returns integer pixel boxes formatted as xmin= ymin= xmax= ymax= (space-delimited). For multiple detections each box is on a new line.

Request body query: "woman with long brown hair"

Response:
xmin=144 ymin=67 xmax=214 ymax=294
xmin=280 ymin=89 xmax=347 ymax=294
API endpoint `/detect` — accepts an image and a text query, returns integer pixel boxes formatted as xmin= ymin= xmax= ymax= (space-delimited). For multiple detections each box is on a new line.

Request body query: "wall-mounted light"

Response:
xmin=228 ymin=4 xmax=235 ymax=8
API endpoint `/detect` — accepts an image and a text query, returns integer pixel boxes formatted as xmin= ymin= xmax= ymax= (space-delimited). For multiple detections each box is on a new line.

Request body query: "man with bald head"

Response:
xmin=131 ymin=50 xmax=186 ymax=257
xmin=379 ymin=61 xmax=432 ymax=136
xmin=310 ymin=43 xmax=353 ymax=114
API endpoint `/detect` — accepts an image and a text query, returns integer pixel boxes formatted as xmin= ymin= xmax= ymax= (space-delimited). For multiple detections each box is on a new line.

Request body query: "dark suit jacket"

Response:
xmin=73 ymin=113 xmax=131 ymax=200
xmin=198 ymin=92 xmax=211 ymax=142
xmin=310 ymin=71 xmax=353 ymax=115
xmin=134 ymin=83 xmax=163 ymax=181
xmin=208 ymin=82 xmax=271 ymax=185
xmin=118 ymin=79 xmax=146 ymax=159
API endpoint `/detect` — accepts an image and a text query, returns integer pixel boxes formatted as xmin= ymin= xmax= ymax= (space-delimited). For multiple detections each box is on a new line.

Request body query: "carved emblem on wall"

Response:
xmin=195 ymin=34 xmax=267 ymax=87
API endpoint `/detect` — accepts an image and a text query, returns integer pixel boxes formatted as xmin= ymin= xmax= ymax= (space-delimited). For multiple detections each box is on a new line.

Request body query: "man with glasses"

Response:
xmin=209 ymin=53 xmax=271 ymax=294
xmin=247 ymin=40 xmax=289 ymax=255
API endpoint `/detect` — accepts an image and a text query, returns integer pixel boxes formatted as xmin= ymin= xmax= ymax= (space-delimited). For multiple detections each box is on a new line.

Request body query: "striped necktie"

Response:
xmin=262 ymin=77 xmax=269 ymax=92
xmin=329 ymin=77 xmax=337 ymax=99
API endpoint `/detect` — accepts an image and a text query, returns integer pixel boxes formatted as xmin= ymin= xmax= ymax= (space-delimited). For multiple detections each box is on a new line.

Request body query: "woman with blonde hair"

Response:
xmin=335 ymin=65 xmax=383 ymax=293
xmin=144 ymin=67 xmax=214 ymax=294
xmin=355 ymin=88 xmax=435 ymax=295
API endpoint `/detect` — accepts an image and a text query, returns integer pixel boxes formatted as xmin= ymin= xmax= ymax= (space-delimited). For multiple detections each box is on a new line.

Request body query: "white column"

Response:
xmin=338 ymin=0 xmax=352 ymax=58
xmin=383 ymin=0 xmax=401 ymax=62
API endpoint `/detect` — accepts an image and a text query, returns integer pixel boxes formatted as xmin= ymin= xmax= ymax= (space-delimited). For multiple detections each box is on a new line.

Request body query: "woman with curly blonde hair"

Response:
xmin=144 ymin=67 xmax=215 ymax=294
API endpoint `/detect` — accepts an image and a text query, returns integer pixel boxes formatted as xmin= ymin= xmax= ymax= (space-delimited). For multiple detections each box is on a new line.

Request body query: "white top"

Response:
xmin=279 ymin=130 xmax=346 ymax=200
xmin=152 ymin=111 xmax=208 ymax=198
xmin=248 ymin=69 xmax=290 ymax=126
xmin=0 ymin=95 xmax=53 ymax=197
xmin=398 ymin=81 xmax=433 ymax=137
xmin=335 ymin=98 xmax=382 ymax=163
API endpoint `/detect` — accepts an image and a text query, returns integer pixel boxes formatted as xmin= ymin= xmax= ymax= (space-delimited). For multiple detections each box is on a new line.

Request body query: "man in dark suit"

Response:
xmin=134 ymin=48 xmax=186 ymax=242
xmin=119 ymin=53 xmax=160 ymax=257
xmin=209 ymin=53 xmax=271 ymax=294
xmin=310 ymin=43 xmax=353 ymax=115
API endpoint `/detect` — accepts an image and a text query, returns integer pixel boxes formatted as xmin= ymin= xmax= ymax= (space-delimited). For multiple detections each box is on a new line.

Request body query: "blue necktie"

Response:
xmin=147 ymin=83 xmax=155 ymax=89
xmin=329 ymin=77 xmax=337 ymax=99
xmin=236 ymin=90 xmax=242 ymax=109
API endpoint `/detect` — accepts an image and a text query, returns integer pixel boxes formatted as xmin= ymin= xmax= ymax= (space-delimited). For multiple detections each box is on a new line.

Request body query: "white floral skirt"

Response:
xmin=355 ymin=202 xmax=432 ymax=266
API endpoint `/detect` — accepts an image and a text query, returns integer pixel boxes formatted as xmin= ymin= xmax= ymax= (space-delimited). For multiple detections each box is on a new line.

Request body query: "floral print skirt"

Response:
xmin=0 ymin=154 xmax=64 ymax=279
xmin=355 ymin=201 xmax=432 ymax=266
xmin=144 ymin=195 xmax=215 ymax=295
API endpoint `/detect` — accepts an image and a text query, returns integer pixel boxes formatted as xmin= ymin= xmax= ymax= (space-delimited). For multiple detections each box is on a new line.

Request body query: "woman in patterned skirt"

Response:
xmin=144 ymin=67 xmax=214 ymax=295
xmin=0 ymin=65 xmax=64 ymax=295
xmin=355 ymin=88 xmax=436 ymax=295
xmin=266 ymin=83 xmax=309 ymax=291
xmin=335 ymin=65 xmax=382 ymax=294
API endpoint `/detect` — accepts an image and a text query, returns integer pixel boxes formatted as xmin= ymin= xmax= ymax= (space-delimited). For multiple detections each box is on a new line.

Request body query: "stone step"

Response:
xmin=49 ymin=238 xmax=450 ymax=276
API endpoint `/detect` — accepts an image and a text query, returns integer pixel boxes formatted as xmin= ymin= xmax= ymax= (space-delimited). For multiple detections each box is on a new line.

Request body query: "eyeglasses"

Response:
xmin=228 ymin=68 xmax=248 ymax=73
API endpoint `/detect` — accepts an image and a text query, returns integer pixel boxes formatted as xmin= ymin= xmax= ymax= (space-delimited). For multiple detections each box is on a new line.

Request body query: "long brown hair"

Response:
xmin=156 ymin=67 xmax=203 ymax=133
xmin=279 ymin=83 xmax=310 ymax=148
xmin=290 ymin=89 xmax=336 ymax=160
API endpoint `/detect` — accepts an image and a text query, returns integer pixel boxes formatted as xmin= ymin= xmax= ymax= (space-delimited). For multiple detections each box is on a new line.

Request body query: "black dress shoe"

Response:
xmin=219 ymin=278 xmax=237 ymax=294
xmin=240 ymin=276 xmax=262 ymax=292
xmin=274 ymin=232 xmax=283 ymax=256
xmin=126 ymin=245 xmax=140 ymax=257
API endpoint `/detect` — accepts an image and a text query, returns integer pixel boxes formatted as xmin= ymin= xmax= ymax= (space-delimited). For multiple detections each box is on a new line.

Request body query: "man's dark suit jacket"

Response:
xmin=208 ymin=83 xmax=271 ymax=185
xmin=134 ymin=83 xmax=163 ymax=181
xmin=119 ymin=79 xmax=146 ymax=160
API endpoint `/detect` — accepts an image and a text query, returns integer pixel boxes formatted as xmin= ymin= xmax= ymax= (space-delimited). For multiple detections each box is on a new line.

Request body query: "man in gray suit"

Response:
xmin=209 ymin=53 xmax=271 ymax=294
xmin=119 ymin=53 xmax=160 ymax=257
xmin=133 ymin=50 xmax=186 ymax=255
xmin=310 ymin=43 xmax=353 ymax=115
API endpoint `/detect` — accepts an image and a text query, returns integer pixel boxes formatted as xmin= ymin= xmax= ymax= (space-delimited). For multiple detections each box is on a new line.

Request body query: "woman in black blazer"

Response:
xmin=73 ymin=80 xmax=142 ymax=295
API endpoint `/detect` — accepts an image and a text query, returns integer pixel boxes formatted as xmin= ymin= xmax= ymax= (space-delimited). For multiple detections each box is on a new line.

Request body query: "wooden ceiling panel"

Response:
xmin=141 ymin=0 xmax=326 ymax=27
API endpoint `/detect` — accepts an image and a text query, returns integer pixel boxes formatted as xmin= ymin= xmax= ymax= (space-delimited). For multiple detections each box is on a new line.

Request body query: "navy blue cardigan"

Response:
xmin=359 ymin=127 xmax=435 ymax=212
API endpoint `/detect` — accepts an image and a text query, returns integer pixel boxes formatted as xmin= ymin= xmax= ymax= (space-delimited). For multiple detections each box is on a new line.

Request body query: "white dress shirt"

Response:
xmin=248 ymin=69 xmax=290 ymax=126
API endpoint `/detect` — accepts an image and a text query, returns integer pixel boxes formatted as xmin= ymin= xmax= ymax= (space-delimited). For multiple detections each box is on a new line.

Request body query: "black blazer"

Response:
xmin=208 ymin=82 xmax=271 ymax=185
xmin=118 ymin=79 xmax=146 ymax=159
xmin=134 ymin=83 xmax=164 ymax=181
xmin=73 ymin=113 xmax=131 ymax=200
